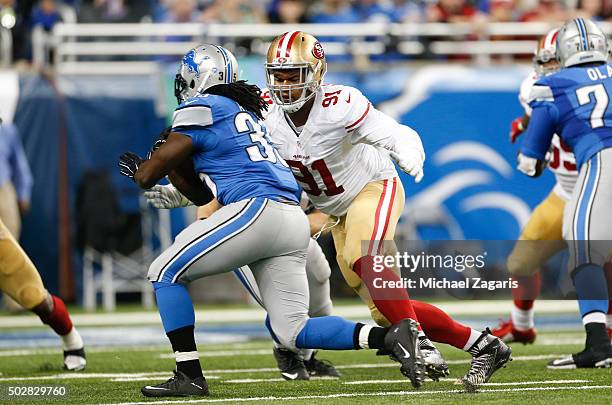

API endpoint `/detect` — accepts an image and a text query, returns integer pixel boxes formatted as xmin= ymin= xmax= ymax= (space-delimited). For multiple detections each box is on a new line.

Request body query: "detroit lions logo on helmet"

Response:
xmin=183 ymin=50 xmax=200 ymax=76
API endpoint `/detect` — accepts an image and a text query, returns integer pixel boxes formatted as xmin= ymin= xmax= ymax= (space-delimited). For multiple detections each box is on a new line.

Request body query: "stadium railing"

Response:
xmin=31 ymin=21 xmax=612 ymax=74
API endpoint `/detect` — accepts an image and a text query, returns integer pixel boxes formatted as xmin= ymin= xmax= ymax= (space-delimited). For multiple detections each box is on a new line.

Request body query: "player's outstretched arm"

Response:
xmin=351 ymin=107 xmax=425 ymax=182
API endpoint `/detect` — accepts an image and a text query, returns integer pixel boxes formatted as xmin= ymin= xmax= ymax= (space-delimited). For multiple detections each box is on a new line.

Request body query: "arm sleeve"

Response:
xmin=351 ymin=106 xmax=425 ymax=161
xmin=519 ymin=103 xmax=558 ymax=160
xmin=171 ymin=104 xmax=219 ymax=152
xmin=7 ymin=126 xmax=33 ymax=202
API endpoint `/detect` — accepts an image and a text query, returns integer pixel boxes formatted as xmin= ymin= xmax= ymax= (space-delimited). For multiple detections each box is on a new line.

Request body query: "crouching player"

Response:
xmin=0 ymin=218 xmax=86 ymax=370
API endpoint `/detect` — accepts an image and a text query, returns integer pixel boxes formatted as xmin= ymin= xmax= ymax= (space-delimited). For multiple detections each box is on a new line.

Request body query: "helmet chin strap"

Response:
xmin=277 ymin=87 xmax=317 ymax=114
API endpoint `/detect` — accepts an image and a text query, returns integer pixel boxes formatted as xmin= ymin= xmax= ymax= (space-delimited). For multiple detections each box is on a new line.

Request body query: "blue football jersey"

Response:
xmin=171 ymin=94 xmax=300 ymax=205
xmin=521 ymin=63 xmax=612 ymax=167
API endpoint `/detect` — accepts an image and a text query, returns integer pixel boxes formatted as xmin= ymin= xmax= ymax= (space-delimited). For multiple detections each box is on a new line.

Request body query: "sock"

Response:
xmin=410 ymin=300 xmax=473 ymax=349
xmin=153 ymin=282 xmax=195 ymax=333
xmin=355 ymin=323 xmax=388 ymax=349
xmin=167 ymin=326 xmax=202 ymax=379
xmin=300 ymin=349 xmax=315 ymax=361
xmin=511 ymin=306 xmax=535 ymax=331
xmin=61 ymin=327 xmax=84 ymax=351
xmin=512 ymin=272 xmax=541 ymax=310
xmin=353 ymin=256 xmax=419 ymax=325
xmin=604 ymin=262 xmax=612 ymax=328
xmin=37 ymin=295 xmax=73 ymax=336
xmin=296 ymin=316 xmax=360 ymax=350
xmin=463 ymin=329 xmax=483 ymax=352
xmin=571 ymin=264 xmax=609 ymax=318
xmin=584 ymin=321 xmax=609 ymax=349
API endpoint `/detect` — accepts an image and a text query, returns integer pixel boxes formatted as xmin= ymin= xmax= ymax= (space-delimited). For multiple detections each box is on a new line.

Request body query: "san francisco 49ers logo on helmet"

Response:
xmin=265 ymin=31 xmax=327 ymax=113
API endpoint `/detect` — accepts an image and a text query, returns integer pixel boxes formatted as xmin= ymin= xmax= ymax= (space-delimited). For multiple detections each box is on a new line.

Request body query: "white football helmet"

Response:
xmin=174 ymin=44 xmax=238 ymax=104
xmin=534 ymin=28 xmax=560 ymax=76
xmin=556 ymin=18 xmax=609 ymax=68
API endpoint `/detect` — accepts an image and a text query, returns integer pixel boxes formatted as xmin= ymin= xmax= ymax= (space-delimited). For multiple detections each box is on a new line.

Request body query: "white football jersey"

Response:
xmin=263 ymin=84 xmax=397 ymax=216
xmin=519 ymin=71 xmax=578 ymax=201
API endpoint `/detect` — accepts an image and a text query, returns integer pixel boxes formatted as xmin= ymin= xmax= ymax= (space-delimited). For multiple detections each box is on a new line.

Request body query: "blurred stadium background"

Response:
xmin=0 ymin=0 xmax=609 ymax=313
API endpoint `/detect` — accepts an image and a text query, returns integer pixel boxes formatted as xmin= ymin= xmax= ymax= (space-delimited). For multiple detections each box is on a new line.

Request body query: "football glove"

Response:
xmin=517 ymin=153 xmax=545 ymax=177
xmin=509 ymin=117 xmax=525 ymax=143
xmin=390 ymin=150 xmax=424 ymax=183
xmin=147 ymin=127 xmax=172 ymax=160
xmin=119 ymin=152 xmax=145 ymax=181
xmin=144 ymin=184 xmax=193 ymax=209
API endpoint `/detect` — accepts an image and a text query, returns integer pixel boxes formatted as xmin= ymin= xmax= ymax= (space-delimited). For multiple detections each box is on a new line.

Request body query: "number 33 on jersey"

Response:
xmin=171 ymin=94 xmax=300 ymax=206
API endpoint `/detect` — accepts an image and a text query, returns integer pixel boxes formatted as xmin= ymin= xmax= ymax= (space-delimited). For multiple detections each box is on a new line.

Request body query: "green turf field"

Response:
xmin=0 ymin=331 xmax=610 ymax=404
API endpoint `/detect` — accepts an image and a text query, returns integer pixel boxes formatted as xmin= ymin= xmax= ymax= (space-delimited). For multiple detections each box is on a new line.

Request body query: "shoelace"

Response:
xmin=466 ymin=354 xmax=492 ymax=381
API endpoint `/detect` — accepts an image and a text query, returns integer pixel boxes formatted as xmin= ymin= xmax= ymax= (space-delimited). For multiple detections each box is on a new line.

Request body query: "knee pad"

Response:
xmin=15 ymin=284 xmax=47 ymax=310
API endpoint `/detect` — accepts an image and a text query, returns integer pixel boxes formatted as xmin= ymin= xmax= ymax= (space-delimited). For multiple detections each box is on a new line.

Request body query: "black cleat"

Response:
xmin=548 ymin=344 xmax=612 ymax=369
xmin=63 ymin=347 xmax=86 ymax=371
xmin=461 ymin=328 xmax=512 ymax=393
xmin=384 ymin=319 xmax=426 ymax=389
xmin=273 ymin=347 xmax=310 ymax=381
xmin=141 ymin=370 xmax=209 ymax=397
xmin=304 ymin=351 xmax=341 ymax=378
xmin=418 ymin=336 xmax=450 ymax=381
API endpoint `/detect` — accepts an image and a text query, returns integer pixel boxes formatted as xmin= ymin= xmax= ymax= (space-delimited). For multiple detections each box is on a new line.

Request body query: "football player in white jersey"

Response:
xmin=263 ymin=31 xmax=511 ymax=391
xmin=493 ymin=28 xmax=585 ymax=344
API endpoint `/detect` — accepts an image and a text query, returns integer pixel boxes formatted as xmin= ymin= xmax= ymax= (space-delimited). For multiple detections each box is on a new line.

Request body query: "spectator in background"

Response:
xmin=308 ymin=0 xmax=360 ymax=23
xmin=0 ymin=120 xmax=33 ymax=311
xmin=201 ymin=0 xmax=267 ymax=24
xmin=355 ymin=0 xmax=395 ymax=22
xmin=391 ymin=0 xmax=426 ymax=23
xmin=575 ymin=0 xmax=609 ymax=20
xmin=162 ymin=0 xmax=200 ymax=23
xmin=426 ymin=0 xmax=484 ymax=22
xmin=268 ymin=0 xmax=308 ymax=23
xmin=520 ymin=0 xmax=567 ymax=22
xmin=488 ymin=0 xmax=520 ymax=22
xmin=79 ymin=0 xmax=128 ymax=23
xmin=31 ymin=0 xmax=62 ymax=31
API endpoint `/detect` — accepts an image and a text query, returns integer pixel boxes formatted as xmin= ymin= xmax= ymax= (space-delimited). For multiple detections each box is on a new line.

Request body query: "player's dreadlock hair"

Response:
xmin=206 ymin=80 xmax=268 ymax=120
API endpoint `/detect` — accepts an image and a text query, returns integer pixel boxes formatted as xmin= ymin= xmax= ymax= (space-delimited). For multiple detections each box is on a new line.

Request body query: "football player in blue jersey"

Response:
xmin=517 ymin=18 xmax=612 ymax=369
xmin=119 ymin=45 xmax=428 ymax=397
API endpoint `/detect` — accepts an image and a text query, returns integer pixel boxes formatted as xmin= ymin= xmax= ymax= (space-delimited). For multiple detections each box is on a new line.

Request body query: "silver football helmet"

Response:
xmin=556 ymin=18 xmax=609 ymax=68
xmin=174 ymin=44 xmax=238 ymax=104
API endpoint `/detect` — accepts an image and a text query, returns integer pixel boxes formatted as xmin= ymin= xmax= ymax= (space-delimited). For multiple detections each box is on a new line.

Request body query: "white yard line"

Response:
xmin=0 ymin=342 xmax=271 ymax=357
xmin=344 ymin=379 xmax=591 ymax=385
xmin=101 ymin=385 xmax=612 ymax=405
xmin=0 ymin=300 xmax=579 ymax=328
xmin=159 ymin=349 xmax=272 ymax=358
xmin=111 ymin=376 xmax=220 ymax=382
xmin=0 ymin=354 xmax=565 ymax=382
